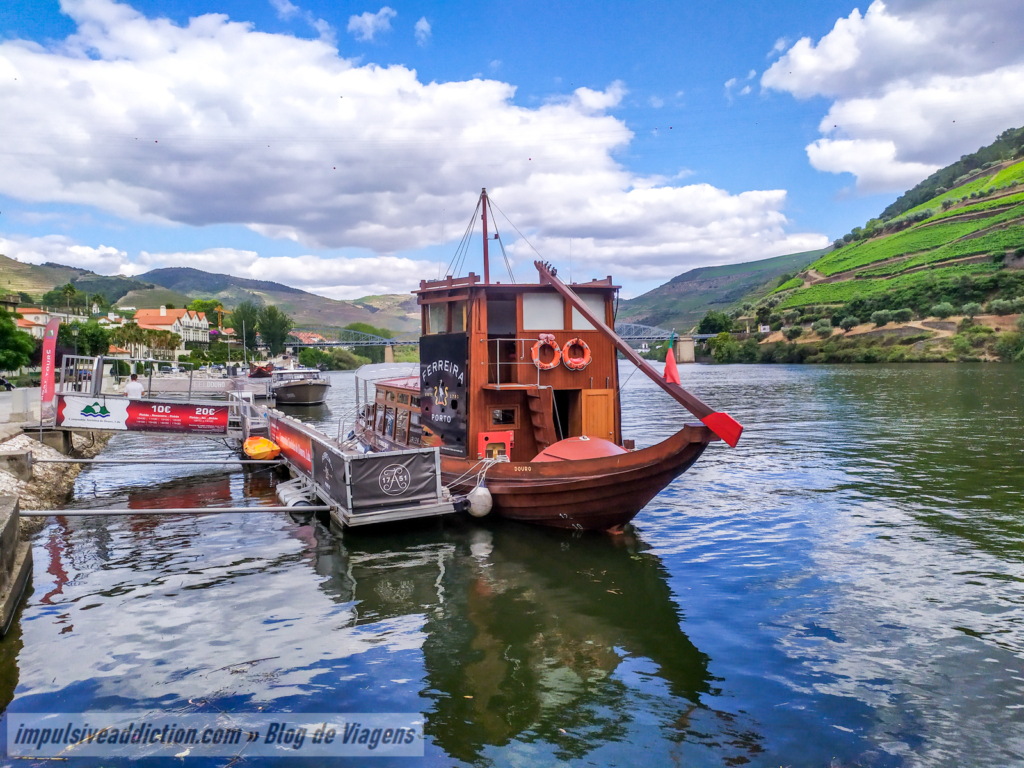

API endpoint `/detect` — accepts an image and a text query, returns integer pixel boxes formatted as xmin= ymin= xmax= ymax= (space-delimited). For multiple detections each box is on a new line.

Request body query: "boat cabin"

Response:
xmin=366 ymin=376 xmax=423 ymax=449
xmin=411 ymin=271 xmax=622 ymax=462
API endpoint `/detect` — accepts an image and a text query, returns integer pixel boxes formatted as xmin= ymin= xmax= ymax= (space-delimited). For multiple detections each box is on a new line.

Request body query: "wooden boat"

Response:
xmin=248 ymin=362 xmax=274 ymax=378
xmin=355 ymin=189 xmax=741 ymax=530
xmin=271 ymin=369 xmax=331 ymax=405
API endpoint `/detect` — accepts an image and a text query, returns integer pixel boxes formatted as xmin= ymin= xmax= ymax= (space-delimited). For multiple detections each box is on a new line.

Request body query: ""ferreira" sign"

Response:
xmin=419 ymin=333 xmax=468 ymax=456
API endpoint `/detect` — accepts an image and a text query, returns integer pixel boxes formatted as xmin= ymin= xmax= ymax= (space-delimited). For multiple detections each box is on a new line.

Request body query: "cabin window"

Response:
xmin=384 ymin=407 xmax=396 ymax=438
xmin=523 ymin=293 xmax=564 ymax=330
xmin=491 ymin=407 xmax=518 ymax=427
xmin=411 ymin=395 xmax=420 ymax=408
xmin=487 ymin=298 xmax=517 ymax=335
xmin=395 ymin=410 xmax=410 ymax=443
xmin=409 ymin=412 xmax=422 ymax=446
xmin=374 ymin=405 xmax=385 ymax=433
xmin=427 ymin=303 xmax=447 ymax=335
xmin=386 ymin=390 xmax=396 ymax=402
xmin=397 ymin=393 xmax=409 ymax=405
xmin=451 ymin=300 xmax=468 ymax=333
xmin=375 ymin=388 xmax=385 ymax=403
xmin=571 ymin=293 xmax=608 ymax=330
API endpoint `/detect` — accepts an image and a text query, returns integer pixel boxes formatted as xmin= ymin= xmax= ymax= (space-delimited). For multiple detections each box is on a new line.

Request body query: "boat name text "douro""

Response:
xmin=421 ymin=360 xmax=464 ymax=386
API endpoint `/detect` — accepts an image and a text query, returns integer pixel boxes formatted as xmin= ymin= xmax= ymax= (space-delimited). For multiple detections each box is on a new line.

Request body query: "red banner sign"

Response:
xmin=270 ymin=418 xmax=313 ymax=473
xmin=127 ymin=401 xmax=228 ymax=433
xmin=55 ymin=395 xmax=228 ymax=434
xmin=40 ymin=318 xmax=61 ymax=424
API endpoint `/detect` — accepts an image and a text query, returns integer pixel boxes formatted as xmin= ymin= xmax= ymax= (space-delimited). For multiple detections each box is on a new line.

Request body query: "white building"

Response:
xmin=134 ymin=306 xmax=211 ymax=348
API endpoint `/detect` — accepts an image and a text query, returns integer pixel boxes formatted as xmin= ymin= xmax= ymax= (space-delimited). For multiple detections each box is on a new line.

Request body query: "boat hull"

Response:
xmin=273 ymin=380 xmax=331 ymax=406
xmin=440 ymin=424 xmax=714 ymax=530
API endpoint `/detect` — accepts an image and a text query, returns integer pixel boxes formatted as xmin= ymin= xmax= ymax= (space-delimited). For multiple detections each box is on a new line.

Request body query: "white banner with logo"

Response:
xmin=57 ymin=396 xmax=130 ymax=430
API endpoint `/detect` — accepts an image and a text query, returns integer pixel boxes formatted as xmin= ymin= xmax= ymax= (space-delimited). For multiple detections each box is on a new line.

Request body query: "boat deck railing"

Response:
xmin=484 ymin=337 xmax=550 ymax=388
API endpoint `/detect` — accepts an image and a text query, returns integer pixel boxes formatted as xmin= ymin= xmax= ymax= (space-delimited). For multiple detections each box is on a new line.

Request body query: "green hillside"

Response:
xmin=618 ymin=248 xmax=829 ymax=330
xmin=773 ymin=145 xmax=1024 ymax=314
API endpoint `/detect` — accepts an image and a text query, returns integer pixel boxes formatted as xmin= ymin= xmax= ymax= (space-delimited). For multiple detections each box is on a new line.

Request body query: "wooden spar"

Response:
xmin=481 ymin=188 xmax=490 ymax=284
xmin=534 ymin=260 xmax=744 ymax=448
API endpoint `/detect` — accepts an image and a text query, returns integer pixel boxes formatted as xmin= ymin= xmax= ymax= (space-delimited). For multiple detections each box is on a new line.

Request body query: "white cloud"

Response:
xmin=747 ymin=69 xmax=756 ymax=80
xmin=269 ymin=0 xmax=299 ymax=21
xmin=762 ymin=0 xmax=1024 ymax=192
xmin=739 ymin=85 xmax=751 ymax=96
xmin=414 ymin=16 xmax=430 ymax=46
xmin=649 ymin=95 xmax=664 ymax=108
xmin=768 ymin=37 xmax=788 ymax=57
xmin=0 ymin=0 xmax=826 ymax=285
xmin=0 ymin=234 xmax=129 ymax=275
xmin=268 ymin=0 xmax=333 ymax=42
xmin=347 ymin=6 xmax=396 ymax=42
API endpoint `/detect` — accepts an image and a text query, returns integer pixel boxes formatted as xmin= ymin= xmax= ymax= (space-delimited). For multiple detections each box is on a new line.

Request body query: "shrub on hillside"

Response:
xmin=840 ymin=316 xmax=860 ymax=331
xmin=987 ymin=299 xmax=1015 ymax=315
xmin=961 ymin=302 xmax=983 ymax=318
xmin=871 ymin=310 xmax=892 ymax=327
xmin=783 ymin=310 xmax=800 ymax=324
xmin=784 ymin=326 xmax=803 ymax=340
xmin=931 ymin=302 xmax=956 ymax=318
xmin=813 ymin=319 xmax=833 ymax=337
xmin=893 ymin=308 xmax=914 ymax=323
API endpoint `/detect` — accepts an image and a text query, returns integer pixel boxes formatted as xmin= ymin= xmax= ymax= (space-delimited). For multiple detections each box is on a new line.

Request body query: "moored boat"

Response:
xmin=272 ymin=369 xmax=331 ymax=406
xmin=354 ymin=189 xmax=742 ymax=530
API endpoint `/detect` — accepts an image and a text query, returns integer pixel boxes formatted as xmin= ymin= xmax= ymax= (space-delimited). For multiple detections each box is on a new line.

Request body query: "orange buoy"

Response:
xmin=561 ymin=338 xmax=592 ymax=370
xmin=531 ymin=338 xmax=562 ymax=370
xmin=243 ymin=436 xmax=281 ymax=460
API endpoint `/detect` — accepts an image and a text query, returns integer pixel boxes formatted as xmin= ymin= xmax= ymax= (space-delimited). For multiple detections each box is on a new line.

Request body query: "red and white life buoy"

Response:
xmin=562 ymin=338 xmax=592 ymax=370
xmin=531 ymin=338 xmax=562 ymax=370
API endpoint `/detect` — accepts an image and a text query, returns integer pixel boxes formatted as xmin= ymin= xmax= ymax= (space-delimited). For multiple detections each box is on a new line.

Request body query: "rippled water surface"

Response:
xmin=3 ymin=363 xmax=1024 ymax=767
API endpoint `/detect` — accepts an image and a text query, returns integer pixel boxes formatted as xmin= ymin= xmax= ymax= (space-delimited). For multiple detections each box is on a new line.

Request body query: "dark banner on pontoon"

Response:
xmin=348 ymin=451 xmax=437 ymax=510
xmin=420 ymin=332 xmax=468 ymax=457
xmin=312 ymin=441 xmax=348 ymax=505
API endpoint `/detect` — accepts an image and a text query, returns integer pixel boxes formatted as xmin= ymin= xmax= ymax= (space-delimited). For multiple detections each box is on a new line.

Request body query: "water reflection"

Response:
xmin=313 ymin=522 xmax=764 ymax=764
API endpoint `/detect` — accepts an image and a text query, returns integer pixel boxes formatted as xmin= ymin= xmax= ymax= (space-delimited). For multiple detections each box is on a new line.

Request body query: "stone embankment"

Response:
xmin=0 ymin=430 xmax=113 ymax=535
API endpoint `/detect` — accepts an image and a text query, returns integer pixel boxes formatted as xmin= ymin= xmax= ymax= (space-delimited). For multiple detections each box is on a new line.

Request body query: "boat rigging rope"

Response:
xmin=447 ymin=197 xmax=482 ymax=278
xmin=487 ymin=196 xmax=546 ymax=261
xmin=485 ymin=199 xmax=516 ymax=283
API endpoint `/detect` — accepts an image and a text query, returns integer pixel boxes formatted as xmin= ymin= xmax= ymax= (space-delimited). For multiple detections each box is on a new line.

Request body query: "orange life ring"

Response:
xmin=562 ymin=338 xmax=592 ymax=370
xmin=531 ymin=338 xmax=562 ymax=370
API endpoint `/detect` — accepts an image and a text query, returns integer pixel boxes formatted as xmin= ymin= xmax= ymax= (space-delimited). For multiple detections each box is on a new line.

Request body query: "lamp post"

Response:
xmin=71 ymin=324 xmax=79 ymax=357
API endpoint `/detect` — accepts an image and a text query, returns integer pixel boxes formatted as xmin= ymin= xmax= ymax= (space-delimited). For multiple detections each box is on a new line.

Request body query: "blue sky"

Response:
xmin=1 ymin=0 xmax=1022 ymax=298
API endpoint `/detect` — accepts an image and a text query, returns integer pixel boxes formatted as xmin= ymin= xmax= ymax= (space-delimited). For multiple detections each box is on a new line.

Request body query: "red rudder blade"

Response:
xmin=701 ymin=412 xmax=743 ymax=448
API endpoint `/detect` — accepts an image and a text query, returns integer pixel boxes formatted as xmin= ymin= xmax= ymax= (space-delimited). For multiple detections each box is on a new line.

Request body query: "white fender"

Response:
xmin=467 ymin=485 xmax=493 ymax=518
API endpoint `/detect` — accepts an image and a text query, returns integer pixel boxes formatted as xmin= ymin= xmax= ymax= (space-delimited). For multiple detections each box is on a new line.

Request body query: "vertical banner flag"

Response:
xmin=664 ymin=332 xmax=681 ymax=385
xmin=40 ymin=318 xmax=61 ymax=424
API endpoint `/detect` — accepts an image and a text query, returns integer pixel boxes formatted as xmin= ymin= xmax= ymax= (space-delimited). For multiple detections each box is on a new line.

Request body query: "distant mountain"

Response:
xmin=0 ymin=256 xmax=419 ymax=332
xmin=138 ymin=267 xmax=418 ymax=331
xmin=0 ymin=254 xmax=152 ymax=305
xmin=618 ymin=249 xmax=829 ymax=331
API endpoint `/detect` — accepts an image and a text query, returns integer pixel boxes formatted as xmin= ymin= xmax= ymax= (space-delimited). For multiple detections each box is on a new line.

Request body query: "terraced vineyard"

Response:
xmin=776 ymin=151 xmax=1024 ymax=309
xmin=777 ymin=263 xmax=1001 ymax=309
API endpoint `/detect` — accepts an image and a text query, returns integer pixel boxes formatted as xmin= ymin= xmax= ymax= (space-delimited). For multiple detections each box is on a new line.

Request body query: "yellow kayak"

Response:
xmin=243 ymin=436 xmax=281 ymax=460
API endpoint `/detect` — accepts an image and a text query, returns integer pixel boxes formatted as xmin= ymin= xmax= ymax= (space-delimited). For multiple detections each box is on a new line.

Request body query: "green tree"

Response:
xmin=893 ymin=308 xmax=914 ymax=323
xmin=230 ymin=301 xmax=260 ymax=351
xmin=257 ymin=305 xmax=293 ymax=356
xmin=784 ymin=326 xmax=803 ymax=340
xmin=708 ymin=332 xmax=740 ymax=363
xmin=755 ymin=305 xmax=772 ymax=325
xmin=188 ymin=299 xmax=224 ymax=327
xmin=61 ymin=321 xmax=111 ymax=356
xmin=870 ymin=310 xmax=892 ymax=327
xmin=696 ymin=311 xmax=733 ymax=335
xmin=930 ymin=302 xmax=955 ymax=319
xmin=0 ymin=309 xmax=36 ymax=370
xmin=840 ymin=316 xmax=860 ymax=331
xmin=17 ymin=292 xmax=34 ymax=306
xmin=961 ymin=302 xmax=983 ymax=318
xmin=61 ymin=282 xmax=77 ymax=310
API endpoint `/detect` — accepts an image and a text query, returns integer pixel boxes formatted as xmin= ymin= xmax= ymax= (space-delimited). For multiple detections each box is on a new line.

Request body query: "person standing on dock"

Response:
xmin=124 ymin=374 xmax=145 ymax=399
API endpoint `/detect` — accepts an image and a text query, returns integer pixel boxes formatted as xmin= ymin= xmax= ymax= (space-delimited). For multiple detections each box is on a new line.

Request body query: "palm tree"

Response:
xmin=61 ymin=282 xmax=77 ymax=311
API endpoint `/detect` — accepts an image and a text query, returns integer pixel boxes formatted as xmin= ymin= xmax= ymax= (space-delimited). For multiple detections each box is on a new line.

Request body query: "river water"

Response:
xmin=2 ymin=363 xmax=1023 ymax=767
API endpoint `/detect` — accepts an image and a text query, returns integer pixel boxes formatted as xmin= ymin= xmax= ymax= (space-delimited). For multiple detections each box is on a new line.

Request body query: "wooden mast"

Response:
xmin=534 ymin=260 xmax=743 ymax=448
xmin=481 ymin=188 xmax=490 ymax=284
